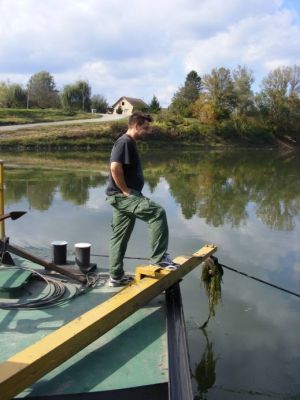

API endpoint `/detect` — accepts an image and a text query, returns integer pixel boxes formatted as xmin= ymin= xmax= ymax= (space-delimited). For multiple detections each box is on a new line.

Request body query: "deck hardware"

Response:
xmin=0 ymin=239 xmax=86 ymax=284
xmin=51 ymin=241 xmax=68 ymax=265
xmin=75 ymin=242 xmax=96 ymax=272
xmin=0 ymin=211 xmax=27 ymax=222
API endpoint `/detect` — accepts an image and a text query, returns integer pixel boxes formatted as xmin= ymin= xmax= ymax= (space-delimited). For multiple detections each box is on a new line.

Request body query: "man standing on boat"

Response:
xmin=106 ymin=112 xmax=179 ymax=287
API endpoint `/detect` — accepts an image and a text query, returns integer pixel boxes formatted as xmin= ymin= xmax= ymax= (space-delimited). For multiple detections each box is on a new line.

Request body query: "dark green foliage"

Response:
xmin=257 ymin=66 xmax=300 ymax=139
xmin=156 ymin=109 xmax=185 ymax=125
xmin=170 ymin=64 xmax=300 ymax=143
xmin=27 ymin=71 xmax=59 ymax=108
xmin=132 ymin=103 xmax=149 ymax=113
xmin=91 ymin=95 xmax=108 ymax=113
xmin=170 ymin=70 xmax=202 ymax=117
xmin=0 ymin=82 xmax=27 ymax=108
xmin=61 ymin=80 xmax=91 ymax=111
xmin=77 ymin=80 xmax=91 ymax=111
xmin=232 ymin=65 xmax=255 ymax=116
xmin=149 ymin=95 xmax=161 ymax=113
xmin=202 ymin=67 xmax=237 ymax=120
xmin=184 ymin=70 xmax=202 ymax=101
xmin=116 ymin=105 xmax=123 ymax=114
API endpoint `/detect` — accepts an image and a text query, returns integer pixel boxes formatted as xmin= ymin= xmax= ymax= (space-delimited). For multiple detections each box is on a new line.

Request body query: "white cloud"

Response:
xmin=184 ymin=9 xmax=300 ymax=86
xmin=0 ymin=0 xmax=299 ymax=104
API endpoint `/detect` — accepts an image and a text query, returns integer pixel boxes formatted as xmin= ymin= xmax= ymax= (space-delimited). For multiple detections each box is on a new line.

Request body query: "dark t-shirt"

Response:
xmin=106 ymin=134 xmax=144 ymax=195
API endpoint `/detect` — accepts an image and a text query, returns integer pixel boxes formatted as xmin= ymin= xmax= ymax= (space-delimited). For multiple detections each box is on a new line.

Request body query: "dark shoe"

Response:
xmin=153 ymin=253 xmax=180 ymax=270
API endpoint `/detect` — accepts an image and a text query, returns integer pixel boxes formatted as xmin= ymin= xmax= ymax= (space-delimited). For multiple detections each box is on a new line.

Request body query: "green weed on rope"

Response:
xmin=200 ymin=256 xmax=223 ymax=329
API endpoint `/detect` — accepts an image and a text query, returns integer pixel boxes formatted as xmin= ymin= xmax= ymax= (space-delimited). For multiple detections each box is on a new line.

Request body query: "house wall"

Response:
xmin=113 ymin=98 xmax=134 ymax=116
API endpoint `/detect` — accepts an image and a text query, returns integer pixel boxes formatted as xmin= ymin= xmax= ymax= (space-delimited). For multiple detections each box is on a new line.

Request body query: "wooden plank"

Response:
xmin=0 ymin=244 xmax=217 ymax=400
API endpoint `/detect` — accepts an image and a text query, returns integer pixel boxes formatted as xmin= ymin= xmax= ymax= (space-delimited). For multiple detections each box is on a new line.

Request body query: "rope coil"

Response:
xmin=0 ymin=266 xmax=108 ymax=310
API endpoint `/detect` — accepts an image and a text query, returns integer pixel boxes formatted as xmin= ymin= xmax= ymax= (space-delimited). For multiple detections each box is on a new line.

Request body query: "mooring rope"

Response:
xmin=214 ymin=258 xmax=300 ymax=299
xmin=92 ymin=253 xmax=300 ymax=299
xmin=221 ymin=262 xmax=300 ymax=298
xmin=0 ymin=266 xmax=67 ymax=309
xmin=90 ymin=253 xmax=149 ymax=261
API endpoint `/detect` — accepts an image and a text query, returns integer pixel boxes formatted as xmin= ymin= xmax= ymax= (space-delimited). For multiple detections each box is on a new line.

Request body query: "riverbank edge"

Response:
xmin=0 ymin=141 xmax=280 ymax=152
xmin=0 ymin=118 xmax=287 ymax=150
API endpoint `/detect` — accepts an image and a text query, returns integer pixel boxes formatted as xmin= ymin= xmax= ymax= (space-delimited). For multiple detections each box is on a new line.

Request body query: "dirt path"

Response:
xmin=0 ymin=113 xmax=126 ymax=132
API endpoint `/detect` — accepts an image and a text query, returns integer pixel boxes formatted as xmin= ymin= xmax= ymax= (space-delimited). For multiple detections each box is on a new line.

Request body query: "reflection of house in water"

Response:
xmin=111 ymin=96 xmax=148 ymax=116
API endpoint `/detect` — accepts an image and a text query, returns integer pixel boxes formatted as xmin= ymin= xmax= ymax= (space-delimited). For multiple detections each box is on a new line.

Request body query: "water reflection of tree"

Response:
xmin=143 ymin=150 xmax=300 ymax=231
xmin=193 ymin=329 xmax=218 ymax=400
xmin=5 ymin=180 xmax=27 ymax=204
xmin=3 ymin=150 xmax=300 ymax=230
xmin=27 ymin=180 xmax=57 ymax=211
xmin=5 ymin=170 xmax=58 ymax=211
xmin=4 ymin=169 xmax=108 ymax=210
xmin=60 ymin=174 xmax=107 ymax=205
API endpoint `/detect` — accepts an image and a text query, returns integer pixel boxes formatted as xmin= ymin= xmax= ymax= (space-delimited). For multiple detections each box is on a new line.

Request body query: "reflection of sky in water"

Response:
xmin=3 ymin=150 xmax=300 ymax=399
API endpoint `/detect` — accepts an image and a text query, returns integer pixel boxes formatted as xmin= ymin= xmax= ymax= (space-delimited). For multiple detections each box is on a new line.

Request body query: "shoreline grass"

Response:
xmin=0 ymin=108 xmax=101 ymax=126
xmin=0 ymin=115 xmax=278 ymax=150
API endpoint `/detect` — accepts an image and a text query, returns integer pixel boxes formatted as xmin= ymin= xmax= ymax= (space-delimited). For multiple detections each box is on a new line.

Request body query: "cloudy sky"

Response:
xmin=0 ymin=0 xmax=300 ymax=106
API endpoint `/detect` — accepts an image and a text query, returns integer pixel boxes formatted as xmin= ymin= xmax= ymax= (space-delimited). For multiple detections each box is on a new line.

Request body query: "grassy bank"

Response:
xmin=0 ymin=108 xmax=101 ymax=126
xmin=0 ymin=116 xmax=277 ymax=150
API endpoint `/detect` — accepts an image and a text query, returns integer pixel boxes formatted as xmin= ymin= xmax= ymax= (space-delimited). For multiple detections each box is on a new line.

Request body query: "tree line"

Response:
xmin=168 ymin=65 xmax=300 ymax=139
xmin=0 ymin=71 xmax=109 ymax=113
xmin=1 ymin=65 xmax=299 ymax=140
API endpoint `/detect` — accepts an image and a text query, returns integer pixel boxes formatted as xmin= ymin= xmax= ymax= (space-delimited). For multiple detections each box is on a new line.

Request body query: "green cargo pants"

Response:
xmin=106 ymin=191 xmax=169 ymax=279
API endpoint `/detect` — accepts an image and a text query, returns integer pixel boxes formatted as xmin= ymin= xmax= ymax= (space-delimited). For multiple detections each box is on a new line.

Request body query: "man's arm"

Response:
xmin=110 ymin=162 xmax=131 ymax=196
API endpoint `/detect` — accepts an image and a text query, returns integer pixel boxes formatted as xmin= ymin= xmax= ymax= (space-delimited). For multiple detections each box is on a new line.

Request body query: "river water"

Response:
xmin=1 ymin=148 xmax=300 ymax=399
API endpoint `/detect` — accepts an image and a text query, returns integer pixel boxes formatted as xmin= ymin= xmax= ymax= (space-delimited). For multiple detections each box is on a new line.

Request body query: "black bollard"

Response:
xmin=74 ymin=243 xmax=97 ymax=272
xmin=75 ymin=243 xmax=91 ymax=268
xmin=51 ymin=241 xmax=68 ymax=265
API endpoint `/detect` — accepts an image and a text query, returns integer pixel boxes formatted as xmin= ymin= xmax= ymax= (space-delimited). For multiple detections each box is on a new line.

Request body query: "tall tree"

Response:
xmin=61 ymin=84 xmax=80 ymax=111
xmin=77 ymin=80 xmax=91 ymax=111
xmin=61 ymin=80 xmax=91 ymax=111
xmin=257 ymin=65 xmax=300 ymax=136
xmin=0 ymin=82 xmax=7 ymax=107
xmin=27 ymin=71 xmax=59 ymax=108
xmin=183 ymin=70 xmax=202 ymax=101
xmin=149 ymin=95 xmax=161 ymax=113
xmin=0 ymin=82 xmax=27 ymax=108
xmin=91 ymin=95 xmax=108 ymax=113
xmin=232 ymin=65 xmax=255 ymax=116
xmin=202 ymin=67 xmax=237 ymax=120
xmin=170 ymin=70 xmax=202 ymax=116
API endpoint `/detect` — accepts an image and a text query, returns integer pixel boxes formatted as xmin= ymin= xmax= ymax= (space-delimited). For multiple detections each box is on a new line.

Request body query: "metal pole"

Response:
xmin=0 ymin=161 xmax=5 ymax=238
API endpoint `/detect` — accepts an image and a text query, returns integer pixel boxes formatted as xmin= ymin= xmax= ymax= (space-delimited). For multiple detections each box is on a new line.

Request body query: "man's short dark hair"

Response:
xmin=128 ymin=112 xmax=153 ymax=127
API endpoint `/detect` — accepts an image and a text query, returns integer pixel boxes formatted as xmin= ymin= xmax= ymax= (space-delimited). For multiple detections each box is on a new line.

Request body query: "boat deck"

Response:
xmin=0 ymin=258 xmax=168 ymax=398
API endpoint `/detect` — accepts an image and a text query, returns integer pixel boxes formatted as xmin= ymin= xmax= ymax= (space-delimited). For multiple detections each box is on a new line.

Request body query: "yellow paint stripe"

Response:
xmin=0 ymin=244 xmax=216 ymax=400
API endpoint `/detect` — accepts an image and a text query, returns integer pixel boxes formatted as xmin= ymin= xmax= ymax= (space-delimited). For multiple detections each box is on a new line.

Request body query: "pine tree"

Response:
xmin=149 ymin=95 xmax=161 ymax=113
xmin=170 ymin=70 xmax=202 ymax=116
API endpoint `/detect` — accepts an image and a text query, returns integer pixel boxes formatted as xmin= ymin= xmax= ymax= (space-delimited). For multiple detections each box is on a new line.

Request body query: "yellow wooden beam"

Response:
xmin=0 ymin=244 xmax=217 ymax=400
